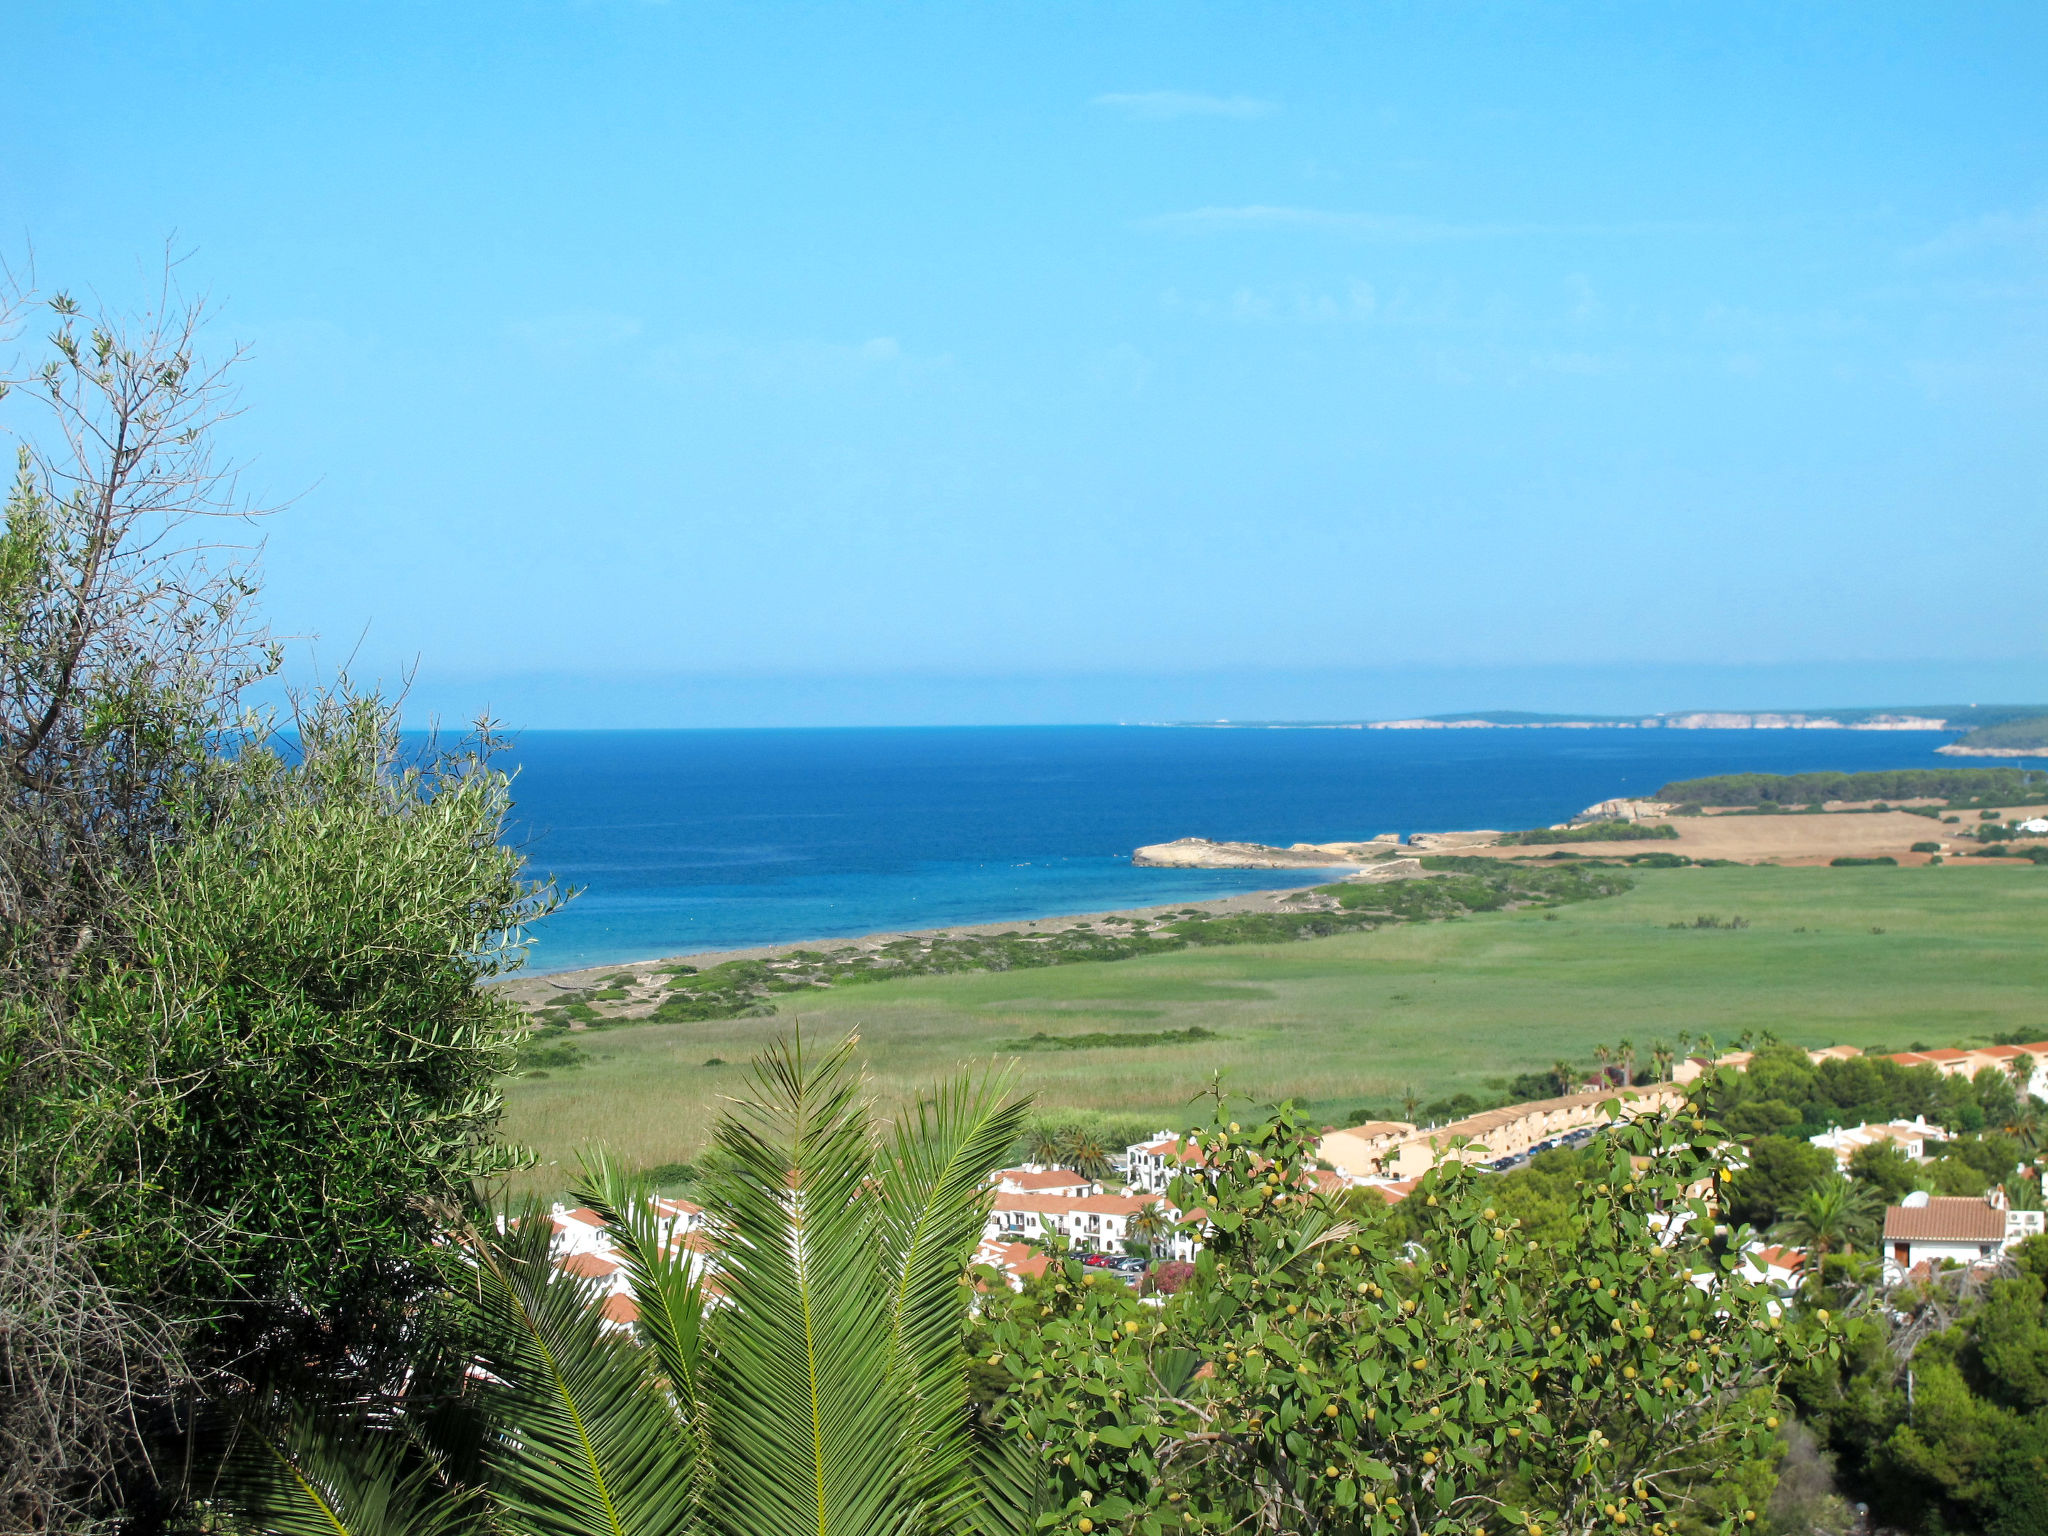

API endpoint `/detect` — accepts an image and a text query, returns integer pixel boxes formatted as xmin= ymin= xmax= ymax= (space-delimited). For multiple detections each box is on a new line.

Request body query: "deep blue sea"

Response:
xmin=497 ymin=726 xmax=1970 ymax=975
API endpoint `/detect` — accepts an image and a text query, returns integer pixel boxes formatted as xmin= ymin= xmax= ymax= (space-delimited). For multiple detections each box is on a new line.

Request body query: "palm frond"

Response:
xmin=213 ymin=1402 xmax=482 ymax=1536
xmin=574 ymin=1153 xmax=711 ymax=1427
xmin=698 ymin=1032 xmax=919 ymax=1536
xmin=465 ymin=1207 xmax=697 ymax=1536
xmin=872 ymin=1067 xmax=1031 ymax=1532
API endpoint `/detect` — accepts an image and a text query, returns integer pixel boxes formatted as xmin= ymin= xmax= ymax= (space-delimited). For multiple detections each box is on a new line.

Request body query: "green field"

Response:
xmin=498 ymin=864 xmax=2048 ymax=1193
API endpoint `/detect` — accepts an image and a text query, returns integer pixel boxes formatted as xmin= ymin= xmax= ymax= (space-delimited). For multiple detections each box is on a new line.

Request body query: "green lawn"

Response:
xmin=497 ymin=864 xmax=2048 ymax=1193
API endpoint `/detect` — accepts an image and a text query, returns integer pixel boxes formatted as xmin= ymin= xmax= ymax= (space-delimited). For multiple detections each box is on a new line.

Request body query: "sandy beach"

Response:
xmin=495 ymin=876 xmax=1341 ymax=1002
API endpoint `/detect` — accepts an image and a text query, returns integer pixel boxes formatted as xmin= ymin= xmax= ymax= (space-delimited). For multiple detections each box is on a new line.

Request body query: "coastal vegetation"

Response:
xmin=995 ymin=1024 xmax=1222 ymax=1052
xmin=1497 ymin=819 xmax=1679 ymax=846
xmin=500 ymin=863 xmax=2048 ymax=1187
xmin=1947 ymin=713 xmax=2048 ymax=753
xmin=1655 ymin=768 xmax=2048 ymax=807
xmin=523 ymin=860 xmax=1635 ymax=1043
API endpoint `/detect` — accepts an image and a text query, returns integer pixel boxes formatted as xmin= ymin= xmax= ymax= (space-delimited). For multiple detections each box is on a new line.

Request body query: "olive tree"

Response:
xmin=1 ymin=269 xmax=553 ymax=1528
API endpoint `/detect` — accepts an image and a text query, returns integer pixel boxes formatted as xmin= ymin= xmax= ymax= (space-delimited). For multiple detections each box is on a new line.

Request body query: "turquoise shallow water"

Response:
xmin=497 ymin=725 xmax=1966 ymax=974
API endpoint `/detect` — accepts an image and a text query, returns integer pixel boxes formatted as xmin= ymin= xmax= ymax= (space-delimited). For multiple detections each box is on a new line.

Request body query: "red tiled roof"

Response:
xmin=996 ymin=1168 xmax=1093 ymax=1191
xmin=557 ymin=1252 xmax=618 ymax=1279
xmin=1917 ymin=1049 xmax=1969 ymax=1062
xmin=1750 ymin=1245 xmax=1805 ymax=1272
xmin=976 ymin=1240 xmax=1052 ymax=1280
xmin=1135 ymin=1137 xmax=1210 ymax=1167
xmin=1884 ymin=1198 xmax=2006 ymax=1243
xmin=1354 ymin=1179 xmax=1419 ymax=1205
xmin=601 ymin=1294 xmax=641 ymax=1325
xmin=989 ymin=1191 xmax=1159 ymax=1217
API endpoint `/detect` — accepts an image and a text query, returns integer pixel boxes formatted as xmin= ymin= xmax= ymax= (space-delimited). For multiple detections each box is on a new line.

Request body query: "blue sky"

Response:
xmin=6 ymin=2 xmax=2046 ymax=725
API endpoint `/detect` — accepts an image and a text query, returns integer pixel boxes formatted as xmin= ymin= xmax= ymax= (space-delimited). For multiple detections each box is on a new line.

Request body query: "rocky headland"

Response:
xmin=1130 ymin=835 xmax=1400 ymax=869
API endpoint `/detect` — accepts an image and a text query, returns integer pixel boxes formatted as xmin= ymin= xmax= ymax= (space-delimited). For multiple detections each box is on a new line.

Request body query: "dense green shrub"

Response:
xmin=1496 ymin=820 xmax=1679 ymax=846
xmin=981 ymin=1096 xmax=1822 ymax=1535
xmin=1701 ymin=1046 xmax=2019 ymax=1140
xmin=1788 ymin=1236 xmax=2048 ymax=1531
xmin=1656 ymin=768 xmax=2047 ymax=807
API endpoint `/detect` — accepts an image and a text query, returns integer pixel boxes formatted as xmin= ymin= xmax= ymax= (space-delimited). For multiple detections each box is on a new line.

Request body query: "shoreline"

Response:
xmin=493 ymin=876 xmax=1342 ymax=1002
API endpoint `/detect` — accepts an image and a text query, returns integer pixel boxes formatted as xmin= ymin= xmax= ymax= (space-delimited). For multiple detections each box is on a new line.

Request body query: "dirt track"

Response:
xmin=1456 ymin=802 xmax=2048 ymax=867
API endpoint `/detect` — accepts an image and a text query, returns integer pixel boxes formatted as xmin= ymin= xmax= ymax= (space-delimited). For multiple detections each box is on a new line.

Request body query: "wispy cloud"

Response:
xmin=1904 ymin=206 xmax=2048 ymax=263
xmin=1092 ymin=91 xmax=1277 ymax=121
xmin=506 ymin=310 xmax=644 ymax=356
xmin=1146 ymin=206 xmax=1501 ymax=239
xmin=1143 ymin=206 xmax=1704 ymax=241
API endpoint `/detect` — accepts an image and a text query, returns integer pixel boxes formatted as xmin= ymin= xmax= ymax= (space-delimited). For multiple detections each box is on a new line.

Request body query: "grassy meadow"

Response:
xmin=497 ymin=863 xmax=2048 ymax=1195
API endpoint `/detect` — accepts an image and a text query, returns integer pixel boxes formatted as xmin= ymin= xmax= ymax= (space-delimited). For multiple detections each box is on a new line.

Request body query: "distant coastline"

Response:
xmin=1147 ymin=704 xmax=2047 ymax=736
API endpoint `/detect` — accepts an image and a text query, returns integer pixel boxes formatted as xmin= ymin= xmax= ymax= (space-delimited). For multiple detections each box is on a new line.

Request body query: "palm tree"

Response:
xmin=2001 ymin=1097 xmax=2043 ymax=1154
xmin=1770 ymin=1176 xmax=1883 ymax=1267
xmin=1124 ymin=1199 xmax=1175 ymax=1257
xmin=221 ymin=1033 xmax=1033 ymax=1536
xmin=1059 ymin=1126 xmax=1112 ymax=1182
xmin=1616 ymin=1039 xmax=1636 ymax=1087
xmin=2007 ymin=1056 xmax=2036 ymax=1102
xmin=1593 ymin=1044 xmax=1613 ymax=1084
xmin=1400 ymin=1085 xmax=1421 ymax=1122
xmin=1551 ymin=1060 xmax=1578 ymax=1096
xmin=1025 ymin=1119 xmax=1065 ymax=1168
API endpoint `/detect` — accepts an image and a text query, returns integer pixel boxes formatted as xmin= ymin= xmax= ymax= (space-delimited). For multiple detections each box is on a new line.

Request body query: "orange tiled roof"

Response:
xmin=557 ymin=1252 xmax=618 ymax=1279
xmin=996 ymin=1168 xmax=1094 ymax=1191
xmin=1884 ymin=1198 xmax=2006 ymax=1243
xmin=989 ymin=1191 xmax=1160 ymax=1217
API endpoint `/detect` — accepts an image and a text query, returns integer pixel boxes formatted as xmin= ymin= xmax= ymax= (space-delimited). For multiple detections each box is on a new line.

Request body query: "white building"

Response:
xmin=991 ymin=1165 xmax=1098 ymax=1196
xmin=1125 ymin=1133 xmax=1205 ymax=1195
xmin=984 ymin=1189 xmax=1195 ymax=1259
xmin=1883 ymin=1191 xmax=2045 ymax=1282
xmin=547 ymin=1197 xmax=716 ymax=1330
xmin=1808 ymin=1117 xmax=1946 ymax=1168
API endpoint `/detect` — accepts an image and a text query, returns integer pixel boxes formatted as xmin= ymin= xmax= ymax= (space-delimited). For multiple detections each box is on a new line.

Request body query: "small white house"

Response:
xmin=1808 ymin=1117 xmax=1945 ymax=1168
xmin=1883 ymin=1191 xmax=2045 ymax=1282
xmin=2018 ymin=817 xmax=2048 ymax=835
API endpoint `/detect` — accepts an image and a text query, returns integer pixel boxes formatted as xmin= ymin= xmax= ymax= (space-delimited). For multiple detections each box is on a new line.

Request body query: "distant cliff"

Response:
xmin=1366 ymin=710 xmax=1951 ymax=732
xmin=1156 ymin=705 xmax=2047 ymax=733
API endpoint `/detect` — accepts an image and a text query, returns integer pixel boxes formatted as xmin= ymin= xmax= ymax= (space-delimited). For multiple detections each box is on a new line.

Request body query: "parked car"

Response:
xmin=1113 ymin=1257 xmax=1147 ymax=1274
xmin=1080 ymin=1252 xmax=1117 ymax=1268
